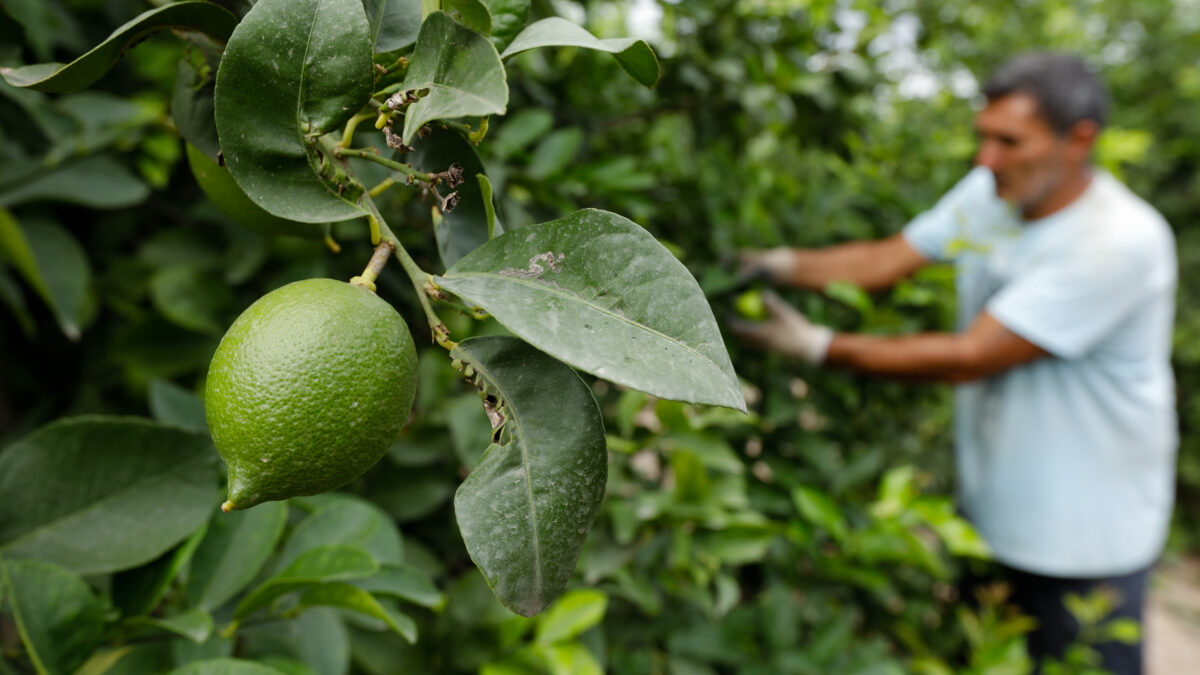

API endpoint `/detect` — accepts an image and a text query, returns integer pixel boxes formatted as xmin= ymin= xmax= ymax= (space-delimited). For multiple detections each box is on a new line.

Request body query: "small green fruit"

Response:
xmin=205 ymin=278 xmax=417 ymax=510
xmin=734 ymin=289 xmax=768 ymax=321
xmin=186 ymin=143 xmax=325 ymax=238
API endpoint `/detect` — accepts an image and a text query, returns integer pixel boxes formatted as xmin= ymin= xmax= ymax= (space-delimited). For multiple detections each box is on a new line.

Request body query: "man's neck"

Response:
xmin=1022 ymin=167 xmax=1094 ymax=220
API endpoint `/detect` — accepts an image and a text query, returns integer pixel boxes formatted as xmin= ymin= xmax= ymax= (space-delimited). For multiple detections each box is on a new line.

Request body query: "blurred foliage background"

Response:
xmin=2 ymin=0 xmax=1198 ymax=672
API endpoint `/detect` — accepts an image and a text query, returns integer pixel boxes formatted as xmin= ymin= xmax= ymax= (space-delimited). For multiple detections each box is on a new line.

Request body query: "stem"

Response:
xmin=338 ymin=111 xmax=375 ymax=149
xmin=368 ymin=177 xmax=396 ymax=198
xmin=441 ymin=120 xmax=473 ymax=135
xmin=361 ymin=198 xmax=454 ymax=349
xmin=335 ymin=146 xmax=438 ymax=184
xmin=350 ymin=241 xmax=395 ymax=293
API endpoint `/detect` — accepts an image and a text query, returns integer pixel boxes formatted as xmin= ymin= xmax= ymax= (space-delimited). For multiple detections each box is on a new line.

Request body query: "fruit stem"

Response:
xmin=334 ymin=146 xmax=438 ymax=184
xmin=337 ymin=111 xmax=376 ymax=149
xmin=363 ymin=198 xmax=455 ymax=349
xmin=350 ymin=242 xmax=395 ymax=293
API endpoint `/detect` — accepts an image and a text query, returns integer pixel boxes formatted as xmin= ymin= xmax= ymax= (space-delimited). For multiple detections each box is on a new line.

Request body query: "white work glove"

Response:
xmin=737 ymin=247 xmax=798 ymax=284
xmin=729 ymin=290 xmax=834 ymax=364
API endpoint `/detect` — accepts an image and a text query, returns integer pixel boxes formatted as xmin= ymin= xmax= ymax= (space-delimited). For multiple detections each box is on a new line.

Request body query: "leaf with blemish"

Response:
xmin=451 ymin=336 xmax=606 ymax=617
xmin=214 ymin=0 xmax=373 ymax=223
xmin=435 ymin=209 xmax=746 ymax=411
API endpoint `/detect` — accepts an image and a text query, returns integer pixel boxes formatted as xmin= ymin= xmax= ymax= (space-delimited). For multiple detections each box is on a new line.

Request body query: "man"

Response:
xmin=735 ymin=53 xmax=1176 ymax=674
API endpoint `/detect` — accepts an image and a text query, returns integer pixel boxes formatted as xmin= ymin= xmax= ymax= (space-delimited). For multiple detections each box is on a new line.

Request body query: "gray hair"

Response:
xmin=982 ymin=52 xmax=1110 ymax=135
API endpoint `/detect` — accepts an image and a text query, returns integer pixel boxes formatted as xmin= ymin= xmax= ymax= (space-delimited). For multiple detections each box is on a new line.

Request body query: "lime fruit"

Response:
xmin=205 ymin=278 xmax=417 ymax=510
xmin=734 ymin=288 xmax=768 ymax=321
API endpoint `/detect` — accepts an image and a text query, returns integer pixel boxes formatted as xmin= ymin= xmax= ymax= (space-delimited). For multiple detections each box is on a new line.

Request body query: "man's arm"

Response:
xmin=742 ymin=234 xmax=930 ymax=292
xmin=826 ymin=312 xmax=1048 ymax=382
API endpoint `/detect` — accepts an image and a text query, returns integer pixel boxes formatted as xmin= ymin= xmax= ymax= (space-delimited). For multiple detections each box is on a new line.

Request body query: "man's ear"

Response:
xmin=1068 ymin=119 xmax=1101 ymax=159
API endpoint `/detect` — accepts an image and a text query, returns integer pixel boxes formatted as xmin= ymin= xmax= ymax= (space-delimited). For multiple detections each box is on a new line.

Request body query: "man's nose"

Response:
xmin=975 ymin=141 xmax=1001 ymax=170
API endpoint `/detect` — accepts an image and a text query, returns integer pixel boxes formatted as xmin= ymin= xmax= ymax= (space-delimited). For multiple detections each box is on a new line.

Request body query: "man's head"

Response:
xmin=974 ymin=52 xmax=1109 ymax=218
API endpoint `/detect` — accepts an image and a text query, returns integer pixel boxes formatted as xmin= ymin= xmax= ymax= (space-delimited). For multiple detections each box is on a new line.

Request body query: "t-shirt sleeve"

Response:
xmin=902 ymin=167 xmax=995 ymax=262
xmin=986 ymin=231 xmax=1159 ymax=359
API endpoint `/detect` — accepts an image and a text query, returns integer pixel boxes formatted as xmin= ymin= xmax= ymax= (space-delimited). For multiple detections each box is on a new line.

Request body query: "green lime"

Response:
xmin=186 ymin=143 xmax=325 ymax=238
xmin=205 ymin=278 xmax=417 ymax=510
xmin=734 ymin=288 xmax=768 ymax=321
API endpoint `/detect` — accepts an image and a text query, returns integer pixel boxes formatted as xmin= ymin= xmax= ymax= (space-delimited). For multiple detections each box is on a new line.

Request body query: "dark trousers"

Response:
xmin=966 ymin=562 xmax=1150 ymax=675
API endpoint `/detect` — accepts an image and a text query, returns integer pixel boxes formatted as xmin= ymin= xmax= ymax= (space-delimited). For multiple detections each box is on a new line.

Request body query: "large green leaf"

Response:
xmin=500 ymin=17 xmax=659 ymax=87
xmin=2 ymin=560 xmax=108 ymax=675
xmin=275 ymin=499 xmax=403 ymax=572
xmin=0 ymin=210 xmax=91 ymax=339
xmin=167 ymin=659 xmax=288 ymax=675
xmin=186 ymin=501 xmax=288 ymax=611
xmin=410 ymin=127 xmax=501 ymax=268
xmin=435 ymin=210 xmax=746 ymax=411
xmin=238 ymin=608 xmax=349 ymax=675
xmin=0 ymin=2 xmax=238 ymax=93
xmin=214 ymin=0 xmax=372 ymax=223
xmin=0 ymin=155 xmax=148 ymax=209
xmin=451 ymin=336 xmax=607 ymax=617
xmin=233 ymin=545 xmax=380 ymax=622
xmin=479 ymin=0 xmax=530 ymax=52
xmin=400 ymin=11 xmax=508 ymax=144
xmin=364 ymin=0 xmax=422 ymax=54
xmin=0 ymin=417 xmax=220 ymax=575
xmin=295 ymin=583 xmax=417 ymax=642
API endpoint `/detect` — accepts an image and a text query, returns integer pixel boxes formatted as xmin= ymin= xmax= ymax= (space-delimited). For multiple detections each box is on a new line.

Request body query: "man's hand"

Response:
xmin=736 ymin=248 xmax=797 ymax=285
xmin=729 ymin=290 xmax=834 ymax=364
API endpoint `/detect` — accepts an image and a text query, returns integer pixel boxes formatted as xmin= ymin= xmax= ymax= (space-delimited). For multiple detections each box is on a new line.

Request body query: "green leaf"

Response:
xmin=185 ymin=144 xmax=326 ymax=239
xmin=479 ymin=173 xmax=499 ymax=240
xmin=435 ymin=209 xmax=746 ymax=411
xmin=233 ymin=545 xmax=380 ymax=622
xmin=112 ymin=524 xmax=208 ymax=617
xmin=400 ymin=11 xmax=508 ymax=144
xmin=148 ymin=379 xmax=209 ymax=433
xmin=275 ymin=499 xmax=403 ymax=571
xmin=238 ymin=608 xmax=348 ymax=675
xmin=491 ymin=108 xmax=553 ymax=158
xmin=172 ymin=58 xmax=220 ymax=162
xmin=0 ymin=155 xmax=148 ymax=209
xmin=0 ymin=416 xmax=220 ymax=575
xmin=479 ymin=0 xmax=530 ymax=52
xmin=792 ymin=486 xmax=848 ymax=542
xmin=533 ymin=643 xmax=603 ymax=675
xmin=443 ymin=0 xmax=492 ymax=35
xmin=124 ymin=608 xmax=214 ymax=643
xmin=526 ymin=128 xmax=583 ymax=181
xmin=451 ymin=336 xmax=607 ymax=617
xmin=167 ymin=659 xmax=288 ymax=675
xmin=0 ymin=210 xmax=91 ymax=339
xmin=0 ymin=2 xmax=238 ymax=93
xmin=186 ymin=501 xmax=288 ymax=611
xmin=410 ymin=127 xmax=500 ymax=268
xmin=534 ymin=589 xmax=607 ymax=645
xmin=214 ymin=0 xmax=372 ymax=223
xmin=365 ymin=0 xmax=422 ymax=54
xmin=296 ymin=583 xmax=417 ymax=643
xmin=2 ymin=560 xmax=108 ymax=675
xmin=149 ymin=266 xmax=235 ymax=336
xmin=351 ymin=564 xmax=444 ymax=608
xmin=500 ymin=18 xmax=660 ymax=88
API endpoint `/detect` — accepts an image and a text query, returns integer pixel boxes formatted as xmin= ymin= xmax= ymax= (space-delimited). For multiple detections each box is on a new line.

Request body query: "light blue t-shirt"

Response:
xmin=903 ymin=167 xmax=1178 ymax=577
